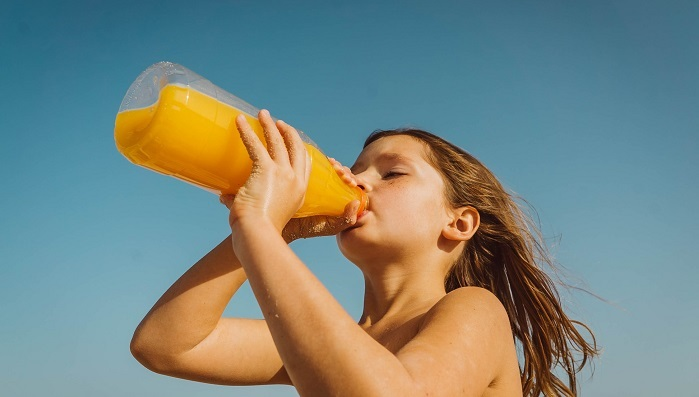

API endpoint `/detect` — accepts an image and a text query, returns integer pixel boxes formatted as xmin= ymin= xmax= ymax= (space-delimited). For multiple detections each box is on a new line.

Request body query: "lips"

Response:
xmin=345 ymin=208 xmax=369 ymax=231
xmin=356 ymin=208 xmax=369 ymax=220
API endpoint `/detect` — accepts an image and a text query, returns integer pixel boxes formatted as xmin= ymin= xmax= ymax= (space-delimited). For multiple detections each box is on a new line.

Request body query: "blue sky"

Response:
xmin=1 ymin=1 xmax=697 ymax=395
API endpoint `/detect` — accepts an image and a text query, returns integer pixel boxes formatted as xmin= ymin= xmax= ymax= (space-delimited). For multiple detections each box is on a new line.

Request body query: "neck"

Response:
xmin=358 ymin=261 xmax=446 ymax=328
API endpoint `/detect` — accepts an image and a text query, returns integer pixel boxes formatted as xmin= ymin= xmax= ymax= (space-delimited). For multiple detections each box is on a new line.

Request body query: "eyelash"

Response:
xmin=382 ymin=171 xmax=405 ymax=179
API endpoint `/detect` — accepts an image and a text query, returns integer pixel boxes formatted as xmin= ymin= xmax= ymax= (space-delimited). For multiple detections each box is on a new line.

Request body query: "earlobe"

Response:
xmin=442 ymin=206 xmax=480 ymax=241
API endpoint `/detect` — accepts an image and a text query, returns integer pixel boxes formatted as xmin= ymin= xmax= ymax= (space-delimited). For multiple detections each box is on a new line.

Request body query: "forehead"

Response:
xmin=354 ymin=135 xmax=430 ymax=166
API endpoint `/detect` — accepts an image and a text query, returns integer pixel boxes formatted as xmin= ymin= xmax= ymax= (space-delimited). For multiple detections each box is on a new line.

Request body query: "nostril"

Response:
xmin=357 ymin=184 xmax=366 ymax=191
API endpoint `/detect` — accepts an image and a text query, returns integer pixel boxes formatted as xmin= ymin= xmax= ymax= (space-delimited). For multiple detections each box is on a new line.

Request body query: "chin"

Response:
xmin=336 ymin=229 xmax=401 ymax=267
xmin=337 ymin=228 xmax=374 ymax=260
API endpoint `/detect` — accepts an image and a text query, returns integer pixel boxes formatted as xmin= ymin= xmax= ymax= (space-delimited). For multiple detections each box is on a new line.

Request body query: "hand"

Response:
xmin=328 ymin=157 xmax=359 ymax=189
xmin=221 ymin=157 xmax=361 ymax=243
xmin=227 ymin=109 xmax=311 ymax=233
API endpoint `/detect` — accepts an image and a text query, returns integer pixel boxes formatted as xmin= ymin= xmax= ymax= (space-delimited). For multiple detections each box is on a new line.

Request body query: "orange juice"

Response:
xmin=115 ymin=82 xmax=366 ymax=217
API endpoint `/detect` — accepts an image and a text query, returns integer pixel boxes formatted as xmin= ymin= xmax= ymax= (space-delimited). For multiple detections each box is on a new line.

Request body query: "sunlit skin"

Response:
xmin=339 ymin=136 xmax=460 ymax=269
xmin=130 ymin=109 xmax=523 ymax=396
xmin=337 ymin=136 xmax=482 ymax=330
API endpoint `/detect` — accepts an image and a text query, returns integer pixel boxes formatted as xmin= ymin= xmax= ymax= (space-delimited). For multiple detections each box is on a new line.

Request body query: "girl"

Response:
xmin=131 ymin=110 xmax=598 ymax=396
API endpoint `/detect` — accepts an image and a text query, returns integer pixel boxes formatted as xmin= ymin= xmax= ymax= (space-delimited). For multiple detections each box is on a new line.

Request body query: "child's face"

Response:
xmin=337 ymin=135 xmax=453 ymax=263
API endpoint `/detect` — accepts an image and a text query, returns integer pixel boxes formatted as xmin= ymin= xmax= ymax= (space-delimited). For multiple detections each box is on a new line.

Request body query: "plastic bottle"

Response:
xmin=114 ymin=62 xmax=367 ymax=217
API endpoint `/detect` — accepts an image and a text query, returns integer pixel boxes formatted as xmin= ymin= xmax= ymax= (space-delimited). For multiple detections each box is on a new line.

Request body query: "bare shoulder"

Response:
xmin=417 ymin=286 xmax=514 ymax=360
xmin=395 ymin=287 xmax=519 ymax=396
xmin=422 ymin=286 xmax=511 ymax=332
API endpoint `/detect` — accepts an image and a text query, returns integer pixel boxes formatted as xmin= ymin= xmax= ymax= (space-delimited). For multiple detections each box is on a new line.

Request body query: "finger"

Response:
xmin=329 ymin=157 xmax=348 ymax=173
xmin=330 ymin=158 xmax=348 ymax=175
xmin=329 ymin=158 xmax=346 ymax=173
xmin=328 ymin=158 xmax=357 ymax=186
xmin=258 ymin=109 xmax=289 ymax=164
xmin=326 ymin=199 xmax=359 ymax=231
xmin=343 ymin=200 xmax=360 ymax=224
xmin=338 ymin=165 xmax=358 ymax=187
xmin=235 ymin=114 xmax=267 ymax=163
xmin=277 ymin=119 xmax=309 ymax=178
xmin=331 ymin=159 xmax=343 ymax=175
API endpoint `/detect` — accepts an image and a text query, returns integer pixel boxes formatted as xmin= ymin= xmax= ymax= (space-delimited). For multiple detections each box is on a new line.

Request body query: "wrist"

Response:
xmin=230 ymin=214 xmax=281 ymax=241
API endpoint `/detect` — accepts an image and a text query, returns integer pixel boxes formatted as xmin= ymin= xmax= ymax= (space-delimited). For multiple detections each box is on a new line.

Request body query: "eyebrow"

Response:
xmin=350 ymin=152 xmax=414 ymax=173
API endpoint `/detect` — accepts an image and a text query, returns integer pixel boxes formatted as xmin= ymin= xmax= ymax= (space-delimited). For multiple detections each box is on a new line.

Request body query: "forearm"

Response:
xmin=132 ymin=235 xmax=247 ymax=357
xmin=231 ymin=220 xmax=414 ymax=396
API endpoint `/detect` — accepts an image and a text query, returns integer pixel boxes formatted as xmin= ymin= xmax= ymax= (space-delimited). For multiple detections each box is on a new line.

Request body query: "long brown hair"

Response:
xmin=364 ymin=129 xmax=598 ymax=397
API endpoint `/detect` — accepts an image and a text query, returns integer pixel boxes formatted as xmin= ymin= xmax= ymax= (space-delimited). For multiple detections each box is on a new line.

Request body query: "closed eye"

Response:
xmin=382 ymin=171 xmax=405 ymax=179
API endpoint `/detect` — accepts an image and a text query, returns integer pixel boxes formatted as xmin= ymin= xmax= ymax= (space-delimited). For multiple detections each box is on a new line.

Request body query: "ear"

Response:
xmin=442 ymin=206 xmax=480 ymax=242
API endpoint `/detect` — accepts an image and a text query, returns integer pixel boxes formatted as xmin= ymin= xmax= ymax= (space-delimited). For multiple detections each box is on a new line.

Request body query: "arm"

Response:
xmin=130 ymin=235 xmax=290 ymax=385
xmin=232 ymin=220 xmax=516 ymax=396
xmin=227 ymin=111 xmax=516 ymax=396
xmin=232 ymin=219 xmax=411 ymax=395
xmin=129 ymin=160 xmax=357 ymax=385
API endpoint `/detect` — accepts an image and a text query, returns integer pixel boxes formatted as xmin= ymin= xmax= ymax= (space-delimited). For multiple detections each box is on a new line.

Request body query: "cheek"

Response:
xmin=383 ymin=185 xmax=447 ymax=230
xmin=377 ymin=182 xmax=417 ymax=214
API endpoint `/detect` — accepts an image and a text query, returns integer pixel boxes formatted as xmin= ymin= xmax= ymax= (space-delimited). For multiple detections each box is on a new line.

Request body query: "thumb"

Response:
xmin=320 ymin=199 xmax=360 ymax=235
xmin=338 ymin=199 xmax=360 ymax=227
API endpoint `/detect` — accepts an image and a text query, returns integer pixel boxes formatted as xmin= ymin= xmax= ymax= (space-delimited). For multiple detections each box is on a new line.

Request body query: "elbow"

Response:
xmin=130 ymin=330 xmax=160 ymax=372
xmin=130 ymin=328 xmax=178 ymax=375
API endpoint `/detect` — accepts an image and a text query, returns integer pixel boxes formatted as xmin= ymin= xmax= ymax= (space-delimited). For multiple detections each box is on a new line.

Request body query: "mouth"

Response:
xmin=344 ymin=209 xmax=369 ymax=232
xmin=356 ymin=208 xmax=369 ymax=220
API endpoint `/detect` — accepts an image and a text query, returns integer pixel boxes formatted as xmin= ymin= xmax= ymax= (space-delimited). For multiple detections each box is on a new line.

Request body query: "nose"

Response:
xmin=353 ymin=173 xmax=371 ymax=192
